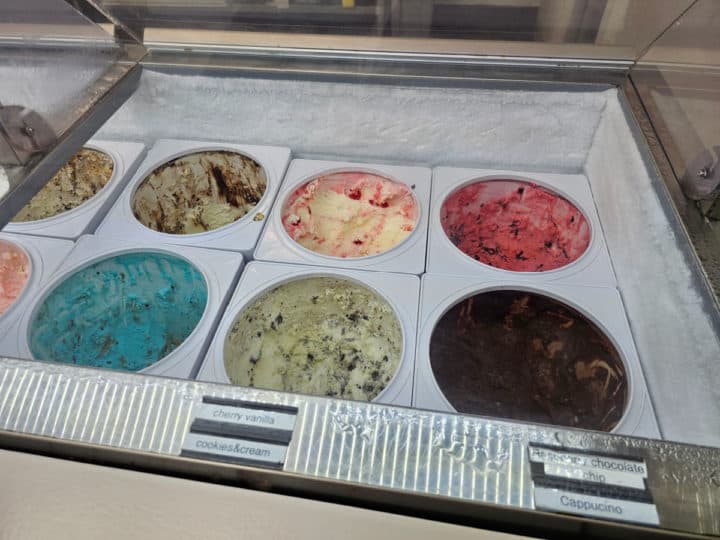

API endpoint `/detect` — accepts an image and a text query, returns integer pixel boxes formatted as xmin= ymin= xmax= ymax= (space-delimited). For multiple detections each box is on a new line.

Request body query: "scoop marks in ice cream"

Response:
xmin=132 ymin=150 xmax=267 ymax=234
xmin=440 ymin=180 xmax=590 ymax=272
xmin=0 ymin=240 xmax=30 ymax=315
xmin=429 ymin=290 xmax=627 ymax=431
xmin=224 ymin=277 xmax=402 ymax=401
xmin=29 ymin=252 xmax=208 ymax=371
xmin=12 ymin=148 xmax=114 ymax=222
xmin=282 ymin=171 xmax=418 ymax=258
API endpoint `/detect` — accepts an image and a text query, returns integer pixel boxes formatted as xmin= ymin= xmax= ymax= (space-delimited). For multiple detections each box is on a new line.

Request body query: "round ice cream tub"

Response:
xmin=129 ymin=146 xmax=270 ymax=238
xmin=3 ymin=142 xmax=145 ymax=240
xmin=427 ymin=167 xmax=617 ymax=287
xmin=415 ymin=281 xmax=650 ymax=436
xmin=18 ymin=247 xmax=219 ymax=376
xmin=278 ymin=167 xmax=422 ymax=262
xmin=96 ymin=140 xmax=291 ymax=258
xmin=0 ymin=237 xmax=34 ymax=322
xmin=437 ymin=175 xmax=594 ymax=276
xmin=11 ymin=143 xmax=116 ymax=227
xmin=254 ymin=158 xmax=431 ymax=275
xmin=198 ymin=262 xmax=419 ymax=406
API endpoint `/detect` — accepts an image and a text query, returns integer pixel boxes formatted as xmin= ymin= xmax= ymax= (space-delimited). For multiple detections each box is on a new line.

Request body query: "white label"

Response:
xmin=542 ymin=462 xmax=647 ymax=490
xmin=529 ymin=446 xmax=647 ymax=478
xmin=183 ymin=432 xmax=288 ymax=465
xmin=534 ymin=487 xmax=659 ymax=526
xmin=196 ymin=403 xmax=296 ymax=432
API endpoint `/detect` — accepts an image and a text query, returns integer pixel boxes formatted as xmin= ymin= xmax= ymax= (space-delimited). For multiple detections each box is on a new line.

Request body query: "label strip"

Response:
xmin=202 ymin=396 xmax=298 ymax=415
xmin=534 ymin=486 xmax=660 ymax=526
xmin=529 ymin=444 xmax=658 ymax=527
xmin=181 ymin=397 xmax=298 ymax=469
xmin=529 ymin=445 xmax=647 ymax=479
xmin=196 ymin=402 xmax=297 ymax=431
xmin=190 ymin=418 xmax=294 ymax=445
xmin=541 ymin=462 xmax=647 ymax=491
xmin=181 ymin=432 xmax=287 ymax=469
xmin=532 ymin=475 xmax=653 ymax=503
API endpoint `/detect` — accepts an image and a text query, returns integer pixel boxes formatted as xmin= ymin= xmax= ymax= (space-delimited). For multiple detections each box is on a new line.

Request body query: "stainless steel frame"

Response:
xmin=1 ymin=357 xmax=718 ymax=538
xmin=0 ymin=57 xmax=142 ymax=226
xmin=3 ymin=2 xmax=720 ymax=538
xmin=0 ymin=0 xmax=146 ymax=227
xmin=2 ymin=48 xmax=719 ymax=537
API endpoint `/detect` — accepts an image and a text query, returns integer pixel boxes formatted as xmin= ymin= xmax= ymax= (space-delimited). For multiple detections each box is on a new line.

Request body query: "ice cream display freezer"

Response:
xmin=1 ymin=1 xmax=720 ymax=538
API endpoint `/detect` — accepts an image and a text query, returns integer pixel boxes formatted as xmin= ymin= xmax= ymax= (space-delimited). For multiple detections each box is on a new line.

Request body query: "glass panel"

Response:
xmin=0 ymin=0 xmax=115 ymax=40
xmin=92 ymin=0 xmax=691 ymax=60
xmin=631 ymin=0 xmax=720 ymax=293
xmin=0 ymin=0 xmax=144 ymax=219
xmin=2 ymin=1 xmax=720 ymax=538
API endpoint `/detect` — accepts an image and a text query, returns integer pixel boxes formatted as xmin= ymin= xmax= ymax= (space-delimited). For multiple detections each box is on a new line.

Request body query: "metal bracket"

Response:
xmin=681 ymin=145 xmax=720 ymax=220
xmin=0 ymin=103 xmax=57 ymax=166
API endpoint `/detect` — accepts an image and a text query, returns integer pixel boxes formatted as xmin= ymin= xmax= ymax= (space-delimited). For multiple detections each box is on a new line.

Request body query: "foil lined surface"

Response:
xmin=1 ymin=357 xmax=719 ymax=537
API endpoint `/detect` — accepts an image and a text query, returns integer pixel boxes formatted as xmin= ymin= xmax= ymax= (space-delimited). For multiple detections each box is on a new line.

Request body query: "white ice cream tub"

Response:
xmin=3 ymin=140 xmax=145 ymax=240
xmin=254 ymin=158 xmax=431 ymax=275
xmin=427 ymin=167 xmax=616 ymax=286
xmin=3 ymin=235 xmax=243 ymax=380
xmin=96 ymin=139 xmax=291 ymax=258
xmin=413 ymin=273 xmax=660 ymax=438
xmin=0 ymin=233 xmax=74 ymax=343
xmin=197 ymin=260 xmax=419 ymax=407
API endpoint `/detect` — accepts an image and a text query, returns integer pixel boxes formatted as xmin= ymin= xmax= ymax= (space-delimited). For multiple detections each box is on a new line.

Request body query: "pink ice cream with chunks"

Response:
xmin=282 ymin=171 xmax=418 ymax=258
xmin=440 ymin=179 xmax=590 ymax=272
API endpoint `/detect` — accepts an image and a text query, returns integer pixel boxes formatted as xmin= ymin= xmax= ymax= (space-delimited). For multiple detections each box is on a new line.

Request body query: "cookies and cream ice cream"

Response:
xmin=224 ymin=276 xmax=402 ymax=401
xmin=12 ymin=148 xmax=114 ymax=222
xmin=132 ymin=150 xmax=266 ymax=234
xmin=430 ymin=290 xmax=627 ymax=431
xmin=0 ymin=239 xmax=30 ymax=315
xmin=29 ymin=251 xmax=208 ymax=371
xmin=282 ymin=172 xmax=418 ymax=258
xmin=441 ymin=180 xmax=590 ymax=272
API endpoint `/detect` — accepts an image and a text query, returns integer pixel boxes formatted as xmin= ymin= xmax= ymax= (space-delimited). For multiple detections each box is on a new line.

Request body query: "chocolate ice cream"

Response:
xmin=429 ymin=290 xmax=627 ymax=431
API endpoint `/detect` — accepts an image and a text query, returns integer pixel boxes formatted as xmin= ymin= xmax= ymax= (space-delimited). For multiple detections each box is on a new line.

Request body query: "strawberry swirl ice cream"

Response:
xmin=282 ymin=171 xmax=418 ymax=258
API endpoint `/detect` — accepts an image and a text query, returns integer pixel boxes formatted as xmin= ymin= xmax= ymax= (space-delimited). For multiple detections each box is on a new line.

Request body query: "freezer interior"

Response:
xmin=1 ymin=1 xmax=719 ymax=538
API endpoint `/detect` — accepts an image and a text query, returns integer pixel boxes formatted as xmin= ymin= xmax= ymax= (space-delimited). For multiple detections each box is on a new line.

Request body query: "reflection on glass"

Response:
xmin=632 ymin=0 xmax=720 ymax=296
xmin=93 ymin=0 xmax=690 ymax=59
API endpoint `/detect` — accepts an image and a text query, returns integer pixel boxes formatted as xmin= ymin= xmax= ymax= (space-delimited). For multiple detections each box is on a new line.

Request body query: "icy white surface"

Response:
xmin=97 ymin=69 xmax=607 ymax=172
xmin=586 ymin=95 xmax=720 ymax=446
xmin=95 ymin=69 xmax=720 ymax=446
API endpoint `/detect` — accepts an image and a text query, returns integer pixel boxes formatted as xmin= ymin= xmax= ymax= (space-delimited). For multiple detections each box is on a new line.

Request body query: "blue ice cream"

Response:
xmin=29 ymin=251 xmax=208 ymax=371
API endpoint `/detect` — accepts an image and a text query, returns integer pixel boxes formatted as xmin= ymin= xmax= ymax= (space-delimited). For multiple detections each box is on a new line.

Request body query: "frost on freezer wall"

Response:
xmin=585 ymin=93 xmax=720 ymax=447
xmin=97 ymin=69 xmax=608 ymax=172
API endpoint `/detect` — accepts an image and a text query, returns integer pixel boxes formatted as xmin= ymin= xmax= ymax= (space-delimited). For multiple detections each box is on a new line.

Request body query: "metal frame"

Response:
xmin=144 ymin=44 xmax=631 ymax=85
xmin=0 ymin=357 xmax=718 ymax=538
xmin=0 ymin=56 xmax=142 ymax=227
xmin=3 ymin=3 xmax=720 ymax=535
xmin=0 ymin=0 xmax=146 ymax=225
xmin=625 ymin=72 xmax=720 ymax=312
